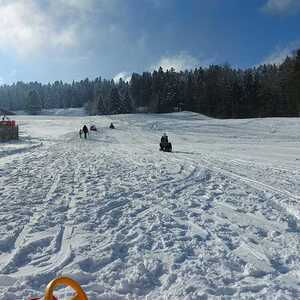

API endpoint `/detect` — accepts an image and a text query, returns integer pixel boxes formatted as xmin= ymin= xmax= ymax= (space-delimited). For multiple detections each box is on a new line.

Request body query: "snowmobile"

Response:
xmin=160 ymin=141 xmax=172 ymax=152
xmin=90 ymin=125 xmax=97 ymax=131
xmin=160 ymin=134 xmax=172 ymax=152
xmin=29 ymin=276 xmax=88 ymax=300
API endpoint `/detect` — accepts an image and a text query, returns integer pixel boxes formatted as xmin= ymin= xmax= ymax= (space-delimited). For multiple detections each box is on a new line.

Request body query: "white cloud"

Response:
xmin=113 ymin=53 xmax=213 ymax=84
xmin=262 ymin=0 xmax=300 ymax=15
xmin=0 ymin=0 xmax=119 ymax=57
xmin=113 ymin=72 xmax=132 ymax=83
xmin=262 ymin=41 xmax=300 ymax=65
xmin=0 ymin=0 xmax=84 ymax=56
xmin=151 ymin=52 xmax=213 ymax=71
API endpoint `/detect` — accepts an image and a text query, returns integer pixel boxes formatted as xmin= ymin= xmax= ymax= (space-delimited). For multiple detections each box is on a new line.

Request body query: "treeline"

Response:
xmin=0 ymin=79 xmax=100 ymax=112
xmin=130 ymin=49 xmax=300 ymax=117
xmin=0 ymin=77 xmax=132 ymax=115
xmin=0 ymin=49 xmax=299 ymax=117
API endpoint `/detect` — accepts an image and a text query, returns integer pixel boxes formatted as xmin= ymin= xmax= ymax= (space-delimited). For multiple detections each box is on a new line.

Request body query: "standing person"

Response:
xmin=79 ymin=129 xmax=83 ymax=138
xmin=82 ymin=125 xmax=89 ymax=139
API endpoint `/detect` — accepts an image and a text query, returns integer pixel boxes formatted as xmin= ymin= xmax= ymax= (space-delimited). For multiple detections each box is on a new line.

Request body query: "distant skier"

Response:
xmin=109 ymin=122 xmax=115 ymax=129
xmin=82 ymin=125 xmax=89 ymax=139
xmin=79 ymin=129 xmax=83 ymax=138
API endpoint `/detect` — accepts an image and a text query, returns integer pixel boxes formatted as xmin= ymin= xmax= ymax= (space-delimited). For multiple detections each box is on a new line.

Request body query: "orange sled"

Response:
xmin=29 ymin=276 xmax=88 ymax=300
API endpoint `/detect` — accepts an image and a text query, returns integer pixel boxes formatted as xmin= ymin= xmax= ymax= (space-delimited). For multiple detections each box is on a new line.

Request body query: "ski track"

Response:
xmin=0 ymin=113 xmax=299 ymax=299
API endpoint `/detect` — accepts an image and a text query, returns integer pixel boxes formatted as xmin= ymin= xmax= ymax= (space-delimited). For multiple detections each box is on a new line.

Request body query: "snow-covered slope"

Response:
xmin=0 ymin=113 xmax=299 ymax=299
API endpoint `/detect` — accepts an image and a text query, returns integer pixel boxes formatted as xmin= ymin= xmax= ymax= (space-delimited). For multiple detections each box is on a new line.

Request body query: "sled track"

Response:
xmin=0 ymin=156 xmax=71 ymax=276
xmin=198 ymin=157 xmax=300 ymax=221
xmin=212 ymin=164 xmax=299 ymax=201
xmin=0 ymin=143 xmax=43 ymax=159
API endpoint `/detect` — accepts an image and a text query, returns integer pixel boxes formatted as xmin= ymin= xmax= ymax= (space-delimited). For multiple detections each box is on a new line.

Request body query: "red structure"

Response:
xmin=0 ymin=118 xmax=18 ymax=141
xmin=0 ymin=120 xmax=16 ymax=126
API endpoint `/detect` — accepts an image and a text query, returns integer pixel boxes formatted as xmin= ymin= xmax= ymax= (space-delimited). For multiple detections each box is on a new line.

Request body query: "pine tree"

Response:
xmin=97 ymin=95 xmax=106 ymax=114
xmin=184 ymin=73 xmax=194 ymax=112
xmin=288 ymin=50 xmax=300 ymax=116
xmin=122 ymin=90 xmax=133 ymax=113
xmin=109 ymin=87 xmax=123 ymax=114
xmin=25 ymin=90 xmax=42 ymax=115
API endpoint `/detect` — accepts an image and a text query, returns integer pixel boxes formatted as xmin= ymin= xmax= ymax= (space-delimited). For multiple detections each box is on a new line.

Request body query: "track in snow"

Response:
xmin=0 ymin=113 xmax=299 ymax=299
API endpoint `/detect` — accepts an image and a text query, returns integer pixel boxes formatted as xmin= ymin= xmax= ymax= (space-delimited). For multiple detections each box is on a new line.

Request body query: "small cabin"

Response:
xmin=0 ymin=120 xmax=19 ymax=141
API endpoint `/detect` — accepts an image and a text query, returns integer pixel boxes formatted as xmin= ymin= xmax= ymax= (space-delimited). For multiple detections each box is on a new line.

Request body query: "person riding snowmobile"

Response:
xmin=160 ymin=133 xmax=172 ymax=152
xmin=161 ymin=133 xmax=168 ymax=144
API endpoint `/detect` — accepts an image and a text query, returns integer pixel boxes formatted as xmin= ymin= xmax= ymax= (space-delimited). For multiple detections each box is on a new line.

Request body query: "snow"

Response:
xmin=0 ymin=112 xmax=299 ymax=299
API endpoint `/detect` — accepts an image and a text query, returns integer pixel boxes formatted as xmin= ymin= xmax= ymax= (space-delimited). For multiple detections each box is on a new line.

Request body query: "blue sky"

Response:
xmin=0 ymin=0 xmax=299 ymax=84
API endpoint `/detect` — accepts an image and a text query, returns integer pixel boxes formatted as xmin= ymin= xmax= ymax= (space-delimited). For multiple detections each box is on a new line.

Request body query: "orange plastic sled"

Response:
xmin=30 ymin=276 xmax=88 ymax=300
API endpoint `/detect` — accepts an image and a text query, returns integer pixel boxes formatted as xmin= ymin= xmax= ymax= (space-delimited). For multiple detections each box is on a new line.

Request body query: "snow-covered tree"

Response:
xmin=110 ymin=87 xmax=123 ymax=114
xmin=25 ymin=90 xmax=42 ymax=115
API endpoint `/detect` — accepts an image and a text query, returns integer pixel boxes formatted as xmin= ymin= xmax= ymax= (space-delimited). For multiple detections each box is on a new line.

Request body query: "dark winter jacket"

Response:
xmin=82 ymin=125 xmax=89 ymax=133
xmin=161 ymin=136 xmax=168 ymax=144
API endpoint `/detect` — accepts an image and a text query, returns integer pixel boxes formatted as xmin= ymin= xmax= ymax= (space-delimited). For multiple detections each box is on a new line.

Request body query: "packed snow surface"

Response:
xmin=0 ymin=112 xmax=299 ymax=299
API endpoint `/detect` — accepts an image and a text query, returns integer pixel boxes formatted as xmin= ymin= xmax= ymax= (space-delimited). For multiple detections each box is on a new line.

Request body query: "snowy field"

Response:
xmin=0 ymin=112 xmax=299 ymax=299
